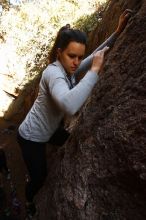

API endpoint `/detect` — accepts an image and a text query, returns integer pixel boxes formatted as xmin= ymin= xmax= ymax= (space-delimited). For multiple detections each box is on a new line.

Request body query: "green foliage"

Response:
xmin=0 ymin=0 xmax=10 ymax=10
xmin=74 ymin=1 xmax=107 ymax=33
xmin=74 ymin=13 xmax=100 ymax=33
xmin=0 ymin=0 xmax=107 ymax=89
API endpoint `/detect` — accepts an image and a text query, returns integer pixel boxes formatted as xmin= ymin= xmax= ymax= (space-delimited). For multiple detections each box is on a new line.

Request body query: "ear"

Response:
xmin=57 ymin=48 xmax=62 ymax=58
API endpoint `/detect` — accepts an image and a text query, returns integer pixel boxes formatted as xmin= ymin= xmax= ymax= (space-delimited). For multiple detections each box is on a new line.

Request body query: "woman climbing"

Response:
xmin=17 ymin=9 xmax=133 ymax=219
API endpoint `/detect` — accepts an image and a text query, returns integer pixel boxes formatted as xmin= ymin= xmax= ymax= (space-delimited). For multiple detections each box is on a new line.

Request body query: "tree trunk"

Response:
xmin=36 ymin=0 xmax=146 ymax=219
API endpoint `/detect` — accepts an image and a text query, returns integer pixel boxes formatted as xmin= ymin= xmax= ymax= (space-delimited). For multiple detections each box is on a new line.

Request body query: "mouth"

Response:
xmin=71 ymin=67 xmax=77 ymax=71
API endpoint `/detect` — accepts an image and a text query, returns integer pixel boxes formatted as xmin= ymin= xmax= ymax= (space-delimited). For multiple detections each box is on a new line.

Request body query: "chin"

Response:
xmin=67 ymin=71 xmax=74 ymax=76
xmin=71 ymin=69 xmax=76 ymax=74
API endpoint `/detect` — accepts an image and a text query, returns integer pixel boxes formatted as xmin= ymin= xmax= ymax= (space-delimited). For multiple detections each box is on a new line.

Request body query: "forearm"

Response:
xmin=51 ymin=71 xmax=99 ymax=116
xmin=93 ymin=31 xmax=119 ymax=54
xmin=75 ymin=31 xmax=119 ymax=77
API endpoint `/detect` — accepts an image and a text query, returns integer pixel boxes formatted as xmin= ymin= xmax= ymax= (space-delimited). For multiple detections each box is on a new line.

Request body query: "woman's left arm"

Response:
xmin=75 ymin=9 xmax=133 ymax=77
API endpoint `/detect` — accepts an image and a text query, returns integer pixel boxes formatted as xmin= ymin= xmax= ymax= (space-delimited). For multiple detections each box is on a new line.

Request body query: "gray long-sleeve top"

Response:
xmin=18 ymin=32 xmax=118 ymax=142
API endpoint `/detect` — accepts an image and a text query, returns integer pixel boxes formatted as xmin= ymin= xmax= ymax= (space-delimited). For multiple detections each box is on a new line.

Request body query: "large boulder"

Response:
xmin=36 ymin=0 xmax=146 ymax=219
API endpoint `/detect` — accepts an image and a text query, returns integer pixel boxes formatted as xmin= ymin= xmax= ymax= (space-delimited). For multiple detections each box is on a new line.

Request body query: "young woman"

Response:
xmin=17 ymin=9 xmax=132 ymax=218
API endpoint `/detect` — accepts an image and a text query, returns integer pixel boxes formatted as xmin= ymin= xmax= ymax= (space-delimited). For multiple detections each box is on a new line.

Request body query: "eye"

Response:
xmin=78 ymin=56 xmax=83 ymax=60
xmin=68 ymin=54 xmax=76 ymax=58
xmin=68 ymin=54 xmax=83 ymax=60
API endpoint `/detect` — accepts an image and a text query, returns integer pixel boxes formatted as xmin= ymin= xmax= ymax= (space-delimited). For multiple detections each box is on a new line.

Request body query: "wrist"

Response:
xmin=91 ymin=67 xmax=100 ymax=74
xmin=115 ymin=29 xmax=121 ymax=35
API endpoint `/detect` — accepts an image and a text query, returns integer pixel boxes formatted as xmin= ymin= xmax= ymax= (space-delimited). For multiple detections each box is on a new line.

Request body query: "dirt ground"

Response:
xmin=0 ymin=118 xmax=27 ymax=220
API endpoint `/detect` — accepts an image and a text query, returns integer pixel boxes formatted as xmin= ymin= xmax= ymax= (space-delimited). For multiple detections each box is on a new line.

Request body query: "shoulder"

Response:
xmin=43 ymin=61 xmax=64 ymax=80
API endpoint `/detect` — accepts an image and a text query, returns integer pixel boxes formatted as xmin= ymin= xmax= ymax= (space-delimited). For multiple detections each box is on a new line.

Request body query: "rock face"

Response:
xmin=36 ymin=0 xmax=146 ymax=219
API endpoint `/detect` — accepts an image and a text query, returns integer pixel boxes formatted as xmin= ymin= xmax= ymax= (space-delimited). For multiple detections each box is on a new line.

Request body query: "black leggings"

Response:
xmin=17 ymin=133 xmax=47 ymax=202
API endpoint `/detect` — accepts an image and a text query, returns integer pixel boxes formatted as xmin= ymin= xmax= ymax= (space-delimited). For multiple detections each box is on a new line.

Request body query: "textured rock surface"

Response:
xmin=36 ymin=0 xmax=146 ymax=219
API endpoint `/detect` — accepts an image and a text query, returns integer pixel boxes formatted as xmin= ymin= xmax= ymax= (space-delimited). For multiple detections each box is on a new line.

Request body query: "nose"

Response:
xmin=73 ymin=57 xmax=80 ymax=66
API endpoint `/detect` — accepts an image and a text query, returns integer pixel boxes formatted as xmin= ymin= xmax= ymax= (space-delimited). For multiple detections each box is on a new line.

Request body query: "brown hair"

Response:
xmin=49 ymin=24 xmax=87 ymax=63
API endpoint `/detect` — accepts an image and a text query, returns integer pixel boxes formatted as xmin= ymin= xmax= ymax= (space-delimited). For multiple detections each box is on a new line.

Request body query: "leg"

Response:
xmin=24 ymin=144 xmax=47 ymax=202
xmin=0 ymin=149 xmax=9 ymax=173
xmin=17 ymin=133 xmax=47 ymax=202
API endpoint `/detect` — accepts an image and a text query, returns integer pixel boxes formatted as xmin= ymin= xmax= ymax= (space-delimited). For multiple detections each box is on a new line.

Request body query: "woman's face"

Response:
xmin=57 ymin=41 xmax=86 ymax=76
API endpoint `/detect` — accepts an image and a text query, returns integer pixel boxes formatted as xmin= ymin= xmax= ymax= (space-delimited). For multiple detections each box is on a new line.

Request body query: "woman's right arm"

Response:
xmin=47 ymin=47 xmax=108 ymax=116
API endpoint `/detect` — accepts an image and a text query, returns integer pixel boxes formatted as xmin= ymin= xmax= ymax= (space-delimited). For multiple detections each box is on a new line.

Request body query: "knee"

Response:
xmin=33 ymin=169 xmax=47 ymax=187
xmin=39 ymin=172 xmax=47 ymax=186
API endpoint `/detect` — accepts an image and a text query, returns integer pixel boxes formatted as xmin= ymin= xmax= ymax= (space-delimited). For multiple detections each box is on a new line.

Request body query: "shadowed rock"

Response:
xmin=36 ymin=0 xmax=146 ymax=219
